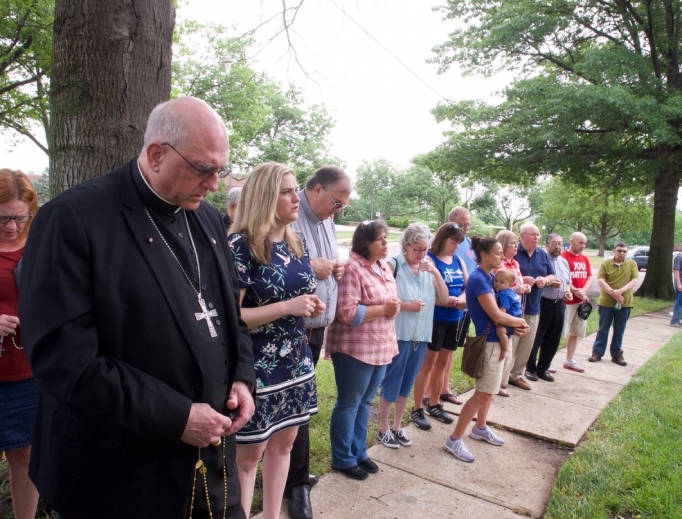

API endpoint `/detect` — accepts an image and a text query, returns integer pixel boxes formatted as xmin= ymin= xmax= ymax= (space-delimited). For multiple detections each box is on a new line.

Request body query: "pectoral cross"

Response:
xmin=195 ymin=296 xmax=218 ymax=337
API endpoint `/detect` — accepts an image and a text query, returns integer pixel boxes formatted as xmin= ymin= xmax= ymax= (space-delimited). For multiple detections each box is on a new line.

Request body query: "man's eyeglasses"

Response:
xmin=162 ymin=143 xmax=231 ymax=179
xmin=323 ymin=187 xmax=348 ymax=211
xmin=0 ymin=215 xmax=32 ymax=226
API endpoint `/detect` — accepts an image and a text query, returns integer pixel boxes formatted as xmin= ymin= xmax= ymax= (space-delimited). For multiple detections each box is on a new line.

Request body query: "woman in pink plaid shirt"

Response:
xmin=326 ymin=221 xmax=401 ymax=481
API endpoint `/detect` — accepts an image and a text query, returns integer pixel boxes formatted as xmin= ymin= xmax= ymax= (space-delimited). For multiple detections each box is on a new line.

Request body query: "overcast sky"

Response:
xmin=0 ymin=0 xmax=511 ymax=177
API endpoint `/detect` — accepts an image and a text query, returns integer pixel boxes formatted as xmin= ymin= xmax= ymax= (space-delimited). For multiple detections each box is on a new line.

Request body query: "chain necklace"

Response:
xmin=144 ymin=207 xmax=218 ymax=337
xmin=454 ymin=310 xmax=468 ymax=343
xmin=188 ymin=444 xmax=228 ymax=519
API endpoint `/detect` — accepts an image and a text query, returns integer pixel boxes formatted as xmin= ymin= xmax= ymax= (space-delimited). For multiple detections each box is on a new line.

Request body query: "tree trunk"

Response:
xmin=636 ymin=154 xmax=679 ymax=299
xmin=49 ymin=0 xmax=175 ymax=196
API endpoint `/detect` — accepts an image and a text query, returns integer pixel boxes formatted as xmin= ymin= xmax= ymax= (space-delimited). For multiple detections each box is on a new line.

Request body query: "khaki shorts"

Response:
xmin=475 ymin=341 xmax=505 ymax=395
xmin=563 ymin=303 xmax=588 ymax=338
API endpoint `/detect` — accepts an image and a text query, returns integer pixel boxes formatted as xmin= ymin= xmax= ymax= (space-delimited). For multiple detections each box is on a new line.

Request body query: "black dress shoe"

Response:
xmin=537 ymin=371 xmax=555 ymax=382
xmin=288 ymin=484 xmax=313 ymax=519
xmin=358 ymin=458 xmax=379 ymax=474
xmin=334 ymin=465 xmax=368 ymax=480
xmin=309 ymin=474 xmax=319 ymax=488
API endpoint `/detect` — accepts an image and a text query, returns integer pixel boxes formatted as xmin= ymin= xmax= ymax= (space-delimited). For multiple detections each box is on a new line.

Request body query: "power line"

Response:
xmin=325 ymin=0 xmax=458 ymax=110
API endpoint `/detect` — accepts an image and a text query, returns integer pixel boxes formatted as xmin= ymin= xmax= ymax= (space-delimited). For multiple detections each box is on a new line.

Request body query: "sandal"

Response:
xmin=497 ymin=388 xmax=510 ymax=397
xmin=439 ymin=393 xmax=463 ymax=405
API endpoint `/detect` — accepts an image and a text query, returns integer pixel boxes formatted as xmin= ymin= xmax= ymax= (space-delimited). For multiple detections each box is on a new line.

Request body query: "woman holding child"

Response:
xmin=376 ymin=223 xmax=449 ymax=449
xmin=444 ymin=237 xmax=529 ymax=463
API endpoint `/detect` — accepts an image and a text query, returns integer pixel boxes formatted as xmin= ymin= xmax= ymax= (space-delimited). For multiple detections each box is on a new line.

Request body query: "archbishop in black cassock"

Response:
xmin=19 ymin=97 xmax=256 ymax=519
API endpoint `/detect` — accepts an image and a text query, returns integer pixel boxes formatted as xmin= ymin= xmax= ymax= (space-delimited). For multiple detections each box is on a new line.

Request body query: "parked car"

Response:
xmin=605 ymin=246 xmax=649 ymax=270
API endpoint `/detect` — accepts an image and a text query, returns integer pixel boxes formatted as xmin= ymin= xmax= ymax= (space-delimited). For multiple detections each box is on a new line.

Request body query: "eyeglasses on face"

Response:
xmin=407 ymin=244 xmax=429 ymax=254
xmin=0 ymin=215 xmax=33 ymax=226
xmin=162 ymin=143 xmax=232 ymax=179
xmin=323 ymin=187 xmax=348 ymax=211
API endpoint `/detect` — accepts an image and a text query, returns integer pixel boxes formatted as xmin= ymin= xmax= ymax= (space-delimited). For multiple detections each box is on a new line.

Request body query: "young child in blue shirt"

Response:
xmin=494 ymin=269 xmax=523 ymax=353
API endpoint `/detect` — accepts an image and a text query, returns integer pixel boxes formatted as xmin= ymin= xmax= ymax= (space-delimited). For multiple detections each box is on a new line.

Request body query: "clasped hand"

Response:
xmin=0 ymin=314 xmax=19 ymax=337
xmin=181 ymin=381 xmax=255 ymax=447
xmin=288 ymin=294 xmax=326 ymax=319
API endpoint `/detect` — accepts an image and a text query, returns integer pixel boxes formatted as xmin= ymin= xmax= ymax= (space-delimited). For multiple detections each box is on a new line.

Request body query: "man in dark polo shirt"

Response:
xmin=526 ymin=234 xmax=572 ymax=382
xmin=507 ymin=223 xmax=556 ymax=391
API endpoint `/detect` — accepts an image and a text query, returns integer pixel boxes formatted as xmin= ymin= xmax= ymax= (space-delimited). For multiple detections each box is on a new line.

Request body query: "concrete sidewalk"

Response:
xmin=260 ymin=308 xmax=677 ymax=519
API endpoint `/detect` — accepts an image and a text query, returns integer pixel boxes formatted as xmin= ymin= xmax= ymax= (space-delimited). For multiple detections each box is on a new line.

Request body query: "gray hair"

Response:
xmin=448 ymin=206 xmax=469 ymax=223
xmin=399 ymin=223 xmax=431 ymax=253
xmin=546 ymin=233 xmax=561 ymax=244
xmin=614 ymin=241 xmax=628 ymax=250
xmin=226 ymin=187 xmax=242 ymax=209
xmin=519 ymin=222 xmax=538 ymax=234
xmin=142 ymin=100 xmax=188 ymax=150
xmin=305 ymin=166 xmax=350 ymax=192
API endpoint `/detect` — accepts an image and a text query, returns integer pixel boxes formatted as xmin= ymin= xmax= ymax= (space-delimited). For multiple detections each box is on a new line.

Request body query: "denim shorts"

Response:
xmin=0 ymin=377 xmax=39 ymax=451
xmin=380 ymin=340 xmax=427 ymax=402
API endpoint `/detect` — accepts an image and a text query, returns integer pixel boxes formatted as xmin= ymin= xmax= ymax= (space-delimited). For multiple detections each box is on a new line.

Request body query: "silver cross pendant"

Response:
xmin=195 ymin=296 xmax=218 ymax=338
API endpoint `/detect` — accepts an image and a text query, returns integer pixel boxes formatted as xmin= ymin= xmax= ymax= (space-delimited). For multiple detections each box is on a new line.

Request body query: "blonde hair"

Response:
xmin=230 ymin=162 xmax=303 ymax=264
xmin=0 ymin=169 xmax=38 ymax=241
xmin=496 ymin=230 xmax=518 ymax=257
xmin=495 ymin=268 xmax=516 ymax=285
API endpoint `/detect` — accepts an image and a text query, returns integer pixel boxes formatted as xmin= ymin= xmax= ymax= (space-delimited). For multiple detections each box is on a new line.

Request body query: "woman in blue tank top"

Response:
xmin=409 ymin=223 xmax=469 ymax=431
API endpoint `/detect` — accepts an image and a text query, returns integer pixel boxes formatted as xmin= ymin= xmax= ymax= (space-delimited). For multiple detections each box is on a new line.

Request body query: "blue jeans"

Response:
xmin=380 ymin=340 xmax=427 ymax=402
xmin=330 ymin=353 xmax=387 ymax=469
xmin=671 ymin=289 xmax=682 ymax=324
xmin=592 ymin=305 xmax=631 ymax=358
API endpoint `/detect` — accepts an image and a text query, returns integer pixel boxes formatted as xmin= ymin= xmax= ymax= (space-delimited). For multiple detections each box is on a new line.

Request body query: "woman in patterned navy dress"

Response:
xmin=229 ymin=162 xmax=325 ymax=519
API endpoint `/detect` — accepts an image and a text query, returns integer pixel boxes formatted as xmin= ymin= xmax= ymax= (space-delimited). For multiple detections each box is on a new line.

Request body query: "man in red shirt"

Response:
xmin=561 ymin=232 xmax=593 ymax=372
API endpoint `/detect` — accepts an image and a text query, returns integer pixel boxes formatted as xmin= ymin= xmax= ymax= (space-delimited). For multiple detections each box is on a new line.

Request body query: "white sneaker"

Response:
xmin=469 ymin=425 xmax=505 ymax=446
xmin=443 ymin=435 xmax=475 ymax=462
xmin=563 ymin=359 xmax=585 ymax=373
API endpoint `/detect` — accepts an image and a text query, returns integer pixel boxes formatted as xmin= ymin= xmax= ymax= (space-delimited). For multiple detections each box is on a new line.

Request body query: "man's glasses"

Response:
xmin=0 ymin=215 xmax=32 ymax=226
xmin=323 ymin=187 xmax=348 ymax=211
xmin=163 ymin=143 xmax=231 ymax=179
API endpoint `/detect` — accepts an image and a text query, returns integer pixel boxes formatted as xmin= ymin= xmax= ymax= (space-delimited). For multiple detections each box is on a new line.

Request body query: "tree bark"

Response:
xmin=49 ymin=0 xmax=175 ymax=196
xmin=637 ymin=152 xmax=679 ymax=300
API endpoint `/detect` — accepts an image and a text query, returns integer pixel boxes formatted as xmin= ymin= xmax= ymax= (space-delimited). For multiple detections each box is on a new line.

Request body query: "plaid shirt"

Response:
xmin=326 ymin=252 xmax=399 ymax=365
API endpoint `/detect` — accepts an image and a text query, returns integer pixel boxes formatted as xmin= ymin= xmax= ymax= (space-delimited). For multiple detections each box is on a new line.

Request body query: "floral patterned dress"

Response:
xmin=229 ymin=232 xmax=318 ymax=444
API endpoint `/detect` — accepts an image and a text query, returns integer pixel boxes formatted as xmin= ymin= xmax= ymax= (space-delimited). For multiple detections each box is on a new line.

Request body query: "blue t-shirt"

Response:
xmin=514 ymin=243 xmax=556 ymax=315
xmin=428 ymin=252 xmax=465 ymax=323
xmin=497 ymin=288 xmax=522 ymax=318
xmin=465 ymin=268 xmax=498 ymax=342
xmin=455 ymin=236 xmax=477 ymax=277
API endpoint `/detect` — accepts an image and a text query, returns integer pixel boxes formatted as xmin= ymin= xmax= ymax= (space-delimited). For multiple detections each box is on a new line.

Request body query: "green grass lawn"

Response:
xmin=545 ymin=331 xmax=682 ymax=519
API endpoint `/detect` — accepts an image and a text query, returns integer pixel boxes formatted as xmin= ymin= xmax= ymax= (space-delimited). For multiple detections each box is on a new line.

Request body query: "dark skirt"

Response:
xmin=0 ymin=377 xmax=38 ymax=451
